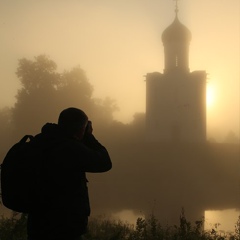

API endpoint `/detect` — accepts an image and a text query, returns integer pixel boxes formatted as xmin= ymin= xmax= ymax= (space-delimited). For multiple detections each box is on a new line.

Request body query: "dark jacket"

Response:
xmin=27 ymin=123 xmax=112 ymax=240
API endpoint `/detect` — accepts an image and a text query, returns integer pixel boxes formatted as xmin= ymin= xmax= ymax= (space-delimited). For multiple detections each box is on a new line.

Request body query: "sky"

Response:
xmin=0 ymin=0 xmax=239 ymax=141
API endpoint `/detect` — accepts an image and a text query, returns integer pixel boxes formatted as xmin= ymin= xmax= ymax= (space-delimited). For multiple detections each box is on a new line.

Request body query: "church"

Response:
xmin=145 ymin=5 xmax=207 ymax=143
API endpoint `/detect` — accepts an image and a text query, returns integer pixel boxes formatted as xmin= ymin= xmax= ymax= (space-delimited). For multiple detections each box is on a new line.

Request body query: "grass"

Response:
xmin=0 ymin=209 xmax=239 ymax=240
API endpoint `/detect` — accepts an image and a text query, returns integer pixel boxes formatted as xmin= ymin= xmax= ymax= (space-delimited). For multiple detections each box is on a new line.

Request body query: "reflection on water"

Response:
xmin=111 ymin=209 xmax=144 ymax=225
xmin=111 ymin=208 xmax=240 ymax=232
xmin=205 ymin=209 xmax=239 ymax=232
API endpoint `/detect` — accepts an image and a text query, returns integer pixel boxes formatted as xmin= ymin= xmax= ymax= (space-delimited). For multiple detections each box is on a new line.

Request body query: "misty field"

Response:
xmin=0 ymin=210 xmax=239 ymax=240
xmin=0 ymin=55 xmax=239 ymax=239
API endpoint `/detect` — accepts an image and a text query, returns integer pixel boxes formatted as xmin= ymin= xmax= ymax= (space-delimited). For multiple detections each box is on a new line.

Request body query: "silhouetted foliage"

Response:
xmin=11 ymin=55 xmax=117 ymax=141
xmin=0 ymin=107 xmax=13 ymax=160
xmin=0 ymin=212 xmax=27 ymax=240
xmin=0 ymin=211 xmax=238 ymax=240
xmin=224 ymin=131 xmax=240 ymax=144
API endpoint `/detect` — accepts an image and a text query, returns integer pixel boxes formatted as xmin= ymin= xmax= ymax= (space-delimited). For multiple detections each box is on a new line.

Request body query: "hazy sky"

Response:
xmin=1 ymin=0 xmax=239 ymax=141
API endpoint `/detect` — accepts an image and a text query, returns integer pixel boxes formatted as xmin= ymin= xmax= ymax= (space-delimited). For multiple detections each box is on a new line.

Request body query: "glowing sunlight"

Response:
xmin=206 ymin=84 xmax=215 ymax=108
xmin=205 ymin=209 xmax=240 ymax=233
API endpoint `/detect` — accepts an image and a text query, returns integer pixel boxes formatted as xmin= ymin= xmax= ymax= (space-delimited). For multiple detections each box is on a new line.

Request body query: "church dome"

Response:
xmin=162 ymin=16 xmax=192 ymax=43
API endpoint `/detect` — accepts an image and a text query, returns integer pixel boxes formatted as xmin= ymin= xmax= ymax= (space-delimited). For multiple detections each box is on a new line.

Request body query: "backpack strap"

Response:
xmin=20 ymin=135 xmax=34 ymax=143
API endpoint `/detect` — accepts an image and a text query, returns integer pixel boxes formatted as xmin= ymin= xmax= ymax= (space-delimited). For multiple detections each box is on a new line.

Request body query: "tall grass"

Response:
xmin=0 ymin=209 xmax=239 ymax=240
xmin=83 ymin=209 xmax=240 ymax=240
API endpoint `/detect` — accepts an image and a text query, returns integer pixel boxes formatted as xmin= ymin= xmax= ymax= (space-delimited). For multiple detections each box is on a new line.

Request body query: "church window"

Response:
xmin=175 ymin=55 xmax=178 ymax=67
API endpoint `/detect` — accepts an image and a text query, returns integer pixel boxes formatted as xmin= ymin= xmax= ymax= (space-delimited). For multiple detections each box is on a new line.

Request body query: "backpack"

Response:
xmin=0 ymin=135 xmax=38 ymax=213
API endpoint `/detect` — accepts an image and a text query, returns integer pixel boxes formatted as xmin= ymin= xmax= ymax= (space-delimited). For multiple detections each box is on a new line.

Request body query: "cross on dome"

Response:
xmin=173 ymin=0 xmax=180 ymax=16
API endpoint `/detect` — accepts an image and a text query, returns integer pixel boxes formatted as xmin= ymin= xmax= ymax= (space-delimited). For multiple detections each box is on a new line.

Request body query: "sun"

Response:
xmin=206 ymin=84 xmax=215 ymax=108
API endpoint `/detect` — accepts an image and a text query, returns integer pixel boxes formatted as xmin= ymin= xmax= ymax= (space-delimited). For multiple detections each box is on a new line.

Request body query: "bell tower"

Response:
xmin=162 ymin=0 xmax=191 ymax=73
xmin=145 ymin=4 xmax=207 ymax=143
xmin=162 ymin=16 xmax=191 ymax=73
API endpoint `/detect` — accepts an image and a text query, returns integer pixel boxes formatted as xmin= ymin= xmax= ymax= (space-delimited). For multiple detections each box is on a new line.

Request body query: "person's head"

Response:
xmin=58 ymin=107 xmax=88 ymax=139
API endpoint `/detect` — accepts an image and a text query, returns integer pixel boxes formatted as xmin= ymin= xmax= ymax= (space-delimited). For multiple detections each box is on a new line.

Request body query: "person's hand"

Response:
xmin=85 ymin=121 xmax=93 ymax=135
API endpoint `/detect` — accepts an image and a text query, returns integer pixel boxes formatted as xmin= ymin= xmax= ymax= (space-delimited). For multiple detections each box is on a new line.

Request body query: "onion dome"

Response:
xmin=162 ymin=16 xmax=192 ymax=43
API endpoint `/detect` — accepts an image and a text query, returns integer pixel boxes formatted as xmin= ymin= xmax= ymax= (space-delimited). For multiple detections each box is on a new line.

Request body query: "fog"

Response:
xmin=87 ymin=141 xmax=239 ymax=225
xmin=0 ymin=0 xmax=239 ymax=230
xmin=0 ymin=0 xmax=239 ymax=141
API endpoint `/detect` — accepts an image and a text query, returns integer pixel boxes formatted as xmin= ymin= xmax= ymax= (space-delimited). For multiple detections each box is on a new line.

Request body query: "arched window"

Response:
xmin=175 ymin=55 xmax=178 ymax=67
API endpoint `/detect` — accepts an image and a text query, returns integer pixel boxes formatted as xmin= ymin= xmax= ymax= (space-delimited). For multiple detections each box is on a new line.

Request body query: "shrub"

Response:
xmin=0 ymin=212 xmax=27 ymax=240
xmin=0 ymin=210 xmax=238 ymax=240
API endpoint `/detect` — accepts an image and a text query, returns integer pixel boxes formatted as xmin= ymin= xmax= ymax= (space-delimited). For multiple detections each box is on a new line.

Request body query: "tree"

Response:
xmin=16 ymin=55 xmax=59 ymax=93
xmin=11 ymin=55 xmax=117 ymax=140
xmin=0 ymin=107 xmax=13 ymax=160
xmin=224 ymin=131 xmax=240 ymax=144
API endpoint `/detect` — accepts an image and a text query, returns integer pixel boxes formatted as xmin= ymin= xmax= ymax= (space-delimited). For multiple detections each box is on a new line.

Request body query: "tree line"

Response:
xmin=0 ymin=54 xmax=239 ymax=160
xmin=0 ymin=55 xmax=146 ymax=159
